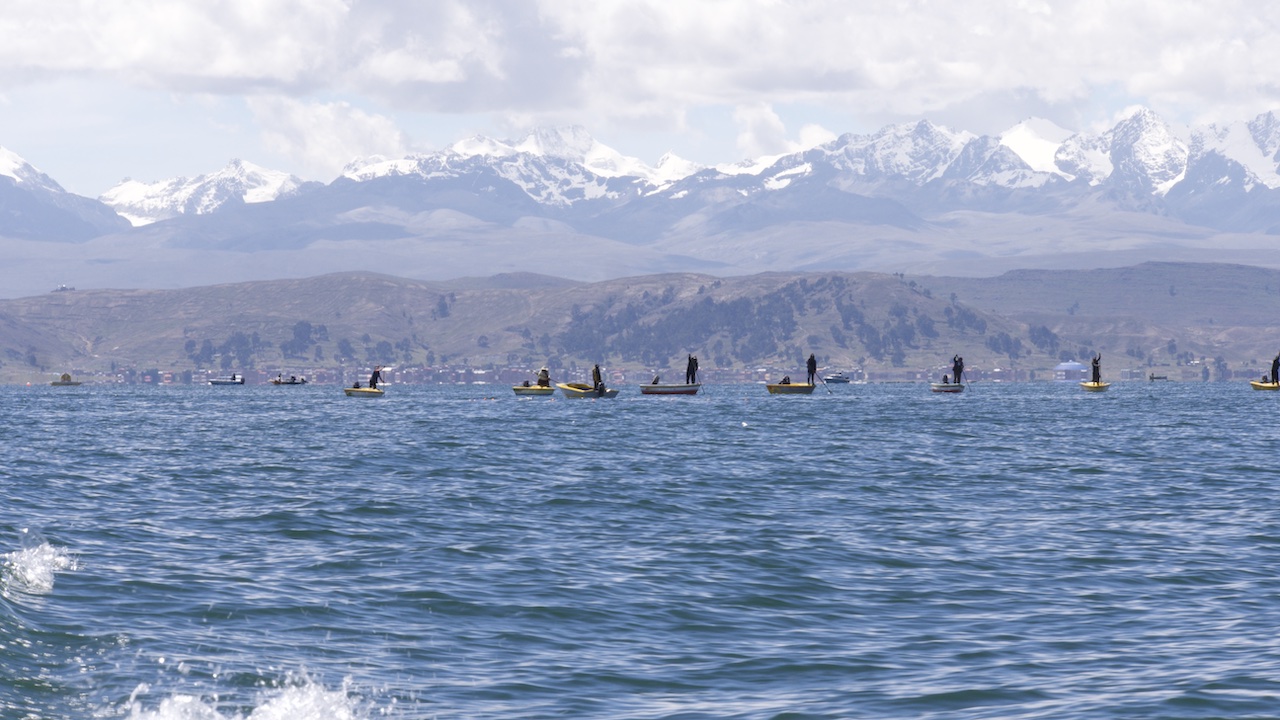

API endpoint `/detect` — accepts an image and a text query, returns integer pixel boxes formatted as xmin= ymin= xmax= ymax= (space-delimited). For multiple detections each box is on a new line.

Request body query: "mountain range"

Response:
xmin=7 ymin=108 xmax=1280 ymax=298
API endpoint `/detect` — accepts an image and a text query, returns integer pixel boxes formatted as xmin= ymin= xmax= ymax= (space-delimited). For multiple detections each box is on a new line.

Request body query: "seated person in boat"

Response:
xmin=652 ymin=375 xmax=661 ymax=385
xmin=537 ymin=367 xmax=550 ymax=387
xmin=942 ymin=374 xmax=949 ymax=384
xmin=779 ymin=375 xmax=791 ymax=385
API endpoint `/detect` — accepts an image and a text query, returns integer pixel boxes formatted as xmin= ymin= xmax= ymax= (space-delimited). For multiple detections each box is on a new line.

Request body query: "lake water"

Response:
xmin=4 ymin=381 xmax=1280 ymax=719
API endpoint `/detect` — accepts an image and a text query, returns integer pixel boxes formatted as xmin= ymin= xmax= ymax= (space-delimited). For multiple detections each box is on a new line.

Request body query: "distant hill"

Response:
xmin=0 ymin=262 xmax=1273 ymax=383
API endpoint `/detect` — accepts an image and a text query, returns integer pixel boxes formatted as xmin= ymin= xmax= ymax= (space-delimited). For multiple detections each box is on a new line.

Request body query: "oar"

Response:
xmin=819 ymin=374 xmax=833 ymax=394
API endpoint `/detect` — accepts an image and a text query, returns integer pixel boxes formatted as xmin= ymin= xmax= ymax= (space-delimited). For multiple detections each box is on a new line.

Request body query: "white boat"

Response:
xmin=822 ymin=371 xmax=852 ymax=384
xmin=557 ymin=382 xmax=620 ymax=399
xmin=639 ymin=383 xmax=700 ymax=395
xmin=930 ymin=382 xmax=965 ymax=393
xmin=209 ymin=374 xmax=245 ymax=385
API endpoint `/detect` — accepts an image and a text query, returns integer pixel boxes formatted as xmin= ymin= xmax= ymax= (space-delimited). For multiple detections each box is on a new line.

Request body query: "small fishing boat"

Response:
xmin=270 ymin=375 xmax=307 ymax=385
xmin=344 ymin=386 xmax=385 ymax=397
xmin=1080 ymin=381 xmax=1111 ymax=392
xmin=513 ymin=384 xmax=555 ymax=396
xmin=822 ymin=371 xmax=852 ymax=384
xmin=557 ymin=382 xmax=619 ymax=399
xmin=930 ymin=382 xmax=965 ymax=393
xmin=1249 ymin=380 xmax=1280 ymax=391
xmin=50 ymin=373 xmax=81 ymax=386
xmin=766 ymin=383 xmax=816 ymax=395
xmin=639 ymin=383 xmax=700 ymax=395
xmin=209 ymin=374 xmax=244 ymax=385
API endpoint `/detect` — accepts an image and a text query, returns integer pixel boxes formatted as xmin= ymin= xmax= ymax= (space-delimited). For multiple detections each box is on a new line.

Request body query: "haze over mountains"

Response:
xmin=7 ymin=107 xmax=1280 ymax=298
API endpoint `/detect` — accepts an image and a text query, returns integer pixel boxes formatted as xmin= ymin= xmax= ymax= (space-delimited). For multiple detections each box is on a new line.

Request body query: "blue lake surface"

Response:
xmin=4 ymin=381 xmax=1280 ymax=719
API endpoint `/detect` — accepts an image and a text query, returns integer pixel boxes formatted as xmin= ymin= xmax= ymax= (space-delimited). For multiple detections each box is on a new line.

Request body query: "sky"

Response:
xmin=2 ymin=0 xmax=1280 ymax=196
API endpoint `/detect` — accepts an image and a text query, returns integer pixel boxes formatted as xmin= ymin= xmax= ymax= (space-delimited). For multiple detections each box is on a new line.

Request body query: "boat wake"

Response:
xmin=2 ymin=528 xmax=77 ymax=598
xmin=121 ymin=673 xmax=369 ymax=720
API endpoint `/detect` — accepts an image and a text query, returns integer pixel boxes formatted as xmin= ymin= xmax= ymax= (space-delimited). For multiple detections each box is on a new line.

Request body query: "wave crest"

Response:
xmin=2 ymin=528 xmax=77 ymax=596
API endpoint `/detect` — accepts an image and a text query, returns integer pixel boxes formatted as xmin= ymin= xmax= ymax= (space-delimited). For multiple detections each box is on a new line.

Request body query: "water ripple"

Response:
xmin=5 ymin=382 xmax=1280 ymax=718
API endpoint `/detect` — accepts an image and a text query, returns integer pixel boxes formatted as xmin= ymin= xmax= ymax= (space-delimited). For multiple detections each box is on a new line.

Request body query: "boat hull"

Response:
xmin=344 ymin=387 xmax=385 ymax=397
xmin=208 ymin=379 xmax=244 ymax=386
xmin=556 ymin=382 xmax=619 ymax=398
xmin=1250 ymin=380 xmax=1280 ymax=391
xmin=930 ymin=383 xmax=965 ymax=393
xmin=513 ymin=385 xmax=555 ymax=396
xmin=766 ymin=383 xmax=815 ymax=394
xmin=639 ymin=383 xmax=700 ymax=395
xmin=1080 ymin=381 xmax=1111 ymax=392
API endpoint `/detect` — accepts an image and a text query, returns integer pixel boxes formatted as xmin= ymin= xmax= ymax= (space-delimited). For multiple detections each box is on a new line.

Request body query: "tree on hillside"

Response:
xmin=336 ymin=338 xmax=356 ymax=362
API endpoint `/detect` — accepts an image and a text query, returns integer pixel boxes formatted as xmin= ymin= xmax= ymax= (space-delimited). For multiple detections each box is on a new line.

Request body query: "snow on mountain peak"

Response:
xmin=347 ymin=126 xmax=703 ymax=203
xmin=0 ymin=146 xmax=27 ymax=183
xmin=100 ymin=159 xmax=304 ymax=226
xmin=1187 ymin=113 xmax=1280 ymax=191
xmin=515 ymin=126 xmax=597 ymax=160
xmin=450 ymin=135 xmax=516 ymax=159
xmin=653 ymin=152 xmax=705 ymax=183
xmin=0 ymin=146 xmax=64 ymax=193
xmin=999 ymin=118 xmax=1074 ymax=176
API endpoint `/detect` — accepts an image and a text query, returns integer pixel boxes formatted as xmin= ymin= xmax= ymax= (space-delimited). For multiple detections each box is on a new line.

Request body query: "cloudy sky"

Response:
xmin=2 ymin=0 xmax=1278 ymax=195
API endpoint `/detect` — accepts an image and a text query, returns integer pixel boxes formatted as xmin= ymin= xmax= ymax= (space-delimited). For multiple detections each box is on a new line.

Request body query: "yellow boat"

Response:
xmin=513 ymin=384 xmax=555 ymax=396
xmin=1250 ymin=380 xmax=1280 ymax=390
xmin=344 ymin=386 xmax=385 ymax=397
xmin=766 ymin=383 xmax=816 ymax=395
xmin=556 ymin=382 xmax=620 ymax=399
xmin=1080 ymin=381 xmax=1111 ymax=392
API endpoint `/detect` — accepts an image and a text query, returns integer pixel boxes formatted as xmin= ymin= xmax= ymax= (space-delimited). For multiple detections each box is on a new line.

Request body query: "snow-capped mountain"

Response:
xmin=0 ymin=146 xmax=66 ymax=194
xmin=16 ymin=107 xmax=1280 ymax=299
xmin=999 ymin=118 xmax=1075 ymax=175
xmin=319 ymin=110 xmax=1280 ymax=242
xmin=0 ymin=146 xmax=130 ymax=242
xmin=100 ymin=159 xmax=309 ymax=226
xmin=341 ymin=126 xmax=704 ymax=207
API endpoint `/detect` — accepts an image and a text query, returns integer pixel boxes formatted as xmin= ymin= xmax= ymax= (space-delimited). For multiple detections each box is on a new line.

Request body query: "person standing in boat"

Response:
xmin=369 ymin=365 xmax=383 ymax=390
xmin=592 ymin=364 xmax=604 ymax=396
xmin=686 ymin=354 xmax=699 ymax=384
xmin=1270 ymin=353 xmax=1278 ymax=384
xmin=1091 ymin=354 xmax=1101 ymax=384
xmin=952 ymin=355 xmax=964 ymax=384
xmin=806 ymin=354 xmax=817 ymax=385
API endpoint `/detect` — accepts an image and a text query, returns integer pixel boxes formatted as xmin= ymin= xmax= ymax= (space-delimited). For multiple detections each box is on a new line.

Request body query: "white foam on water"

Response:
xmin=1 ymin=528 xmax=77 ymax=597
xmin=124 ymin=675 xmax=369 ymax=720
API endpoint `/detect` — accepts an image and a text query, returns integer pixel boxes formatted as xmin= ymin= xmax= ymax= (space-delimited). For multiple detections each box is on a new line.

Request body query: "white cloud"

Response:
xmin=248 ymin=97 xmax=409 ymax=179
xmin=733 ymin=103 xmax=835 ymax=159
xmin=7 ymin=1 xmax=1280 ymax=187
xmin=4 ymin=1 xmax=1280 ymax=128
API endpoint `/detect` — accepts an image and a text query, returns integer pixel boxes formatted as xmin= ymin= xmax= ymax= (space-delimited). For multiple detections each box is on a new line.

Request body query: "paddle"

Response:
xmin=819 ymin=374 xmax=833 ymax=394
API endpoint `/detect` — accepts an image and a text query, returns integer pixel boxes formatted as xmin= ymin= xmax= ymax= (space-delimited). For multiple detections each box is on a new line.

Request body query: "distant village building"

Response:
xmin=1053 ymin=360 xmax=1087 ymax=382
